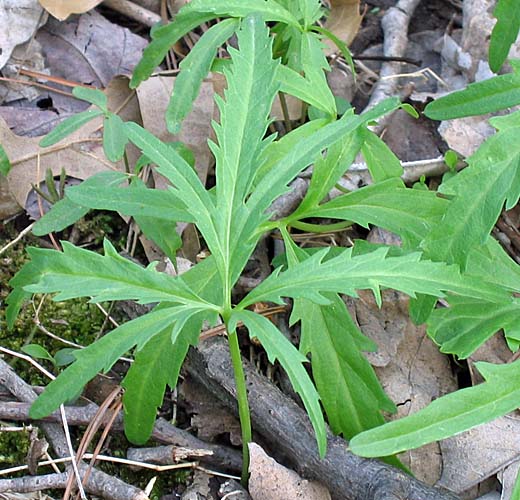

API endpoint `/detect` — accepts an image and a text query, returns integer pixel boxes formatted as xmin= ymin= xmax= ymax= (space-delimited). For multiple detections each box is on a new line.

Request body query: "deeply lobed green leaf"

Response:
xmin=12 ymin=239 xmax=213 ymax=308
xmin=240 ymin=246 xmax=508 ymax=309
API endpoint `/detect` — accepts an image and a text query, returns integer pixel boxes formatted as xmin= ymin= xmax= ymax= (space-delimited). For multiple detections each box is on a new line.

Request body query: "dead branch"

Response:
xmin=102 ymin=0 xmax=162 ymax=27
xmin=0 ymin=358 xmax=148 ymax=500
xmin=0 ymin=472 xmax=69 ymax=493
xmin=184 ymin=337 xmax=460 ymax=500
xmin=0 ymin=401 xmax=242 ymax=472
xmin=368 ymin=0 xmax=423 ymax=110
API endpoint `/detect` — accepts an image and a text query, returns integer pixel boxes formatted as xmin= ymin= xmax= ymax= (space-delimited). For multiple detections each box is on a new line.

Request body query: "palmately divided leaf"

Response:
xmin=32 ymin=171 xmax=128 ymax=235
xmin=292 ymin=125 xmax=363 ymax=215
xmin=489 ymin=0 xmax=520 ymax=73
xmin=231 ymin=310 xmax=327 ymax=457
xmin=248 ymin=98 xmax=401 ymax=219
xmin=239 ymin=246 xmax=509 ymax=309
xmin=349 ymin=359 xmax=520 ymax=457
xmin=166 ymin=18 xmax=239 ymax=134
xmin=15 ymin=239 xmax=214 ymax=308
xmin=305 ymin=179 xmax=448 ymax=248
xmin=122 ymin=309 xmax=206 ymax=444
xmin=30 ymin=305 xmax=194 ymax=419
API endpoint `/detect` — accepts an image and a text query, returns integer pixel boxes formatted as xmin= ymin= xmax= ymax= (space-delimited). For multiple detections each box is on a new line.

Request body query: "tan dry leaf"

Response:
xmin=0 ymin=1 xmax=47 ymax=70
xmin=323 ymin=0 xmax=363 ymax=54
xmin=1 ymin=76 xmax=140 ymax=219
xmin=248 ymin=443 xmax=331 ymax=500
xmin=38 ymin=0 xmax=103 ymax=20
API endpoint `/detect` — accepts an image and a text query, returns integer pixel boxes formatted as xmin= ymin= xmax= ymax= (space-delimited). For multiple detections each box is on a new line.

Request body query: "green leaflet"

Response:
xmin=166 ymin=18 xmax=239 ymax=134
xmin=292 ymin=124 xmax=363 ymax=215
xmin=39 ymin=109 xmax=103 ymax=147
xmin=66 ymin=176 xmax=194 ymax=223
xmin=72 ymin=86 xmax=107 ymax=110
xmin=13 ymin=239 xmax=214 ymax=308
xmin=359 ymin=128 xmax=403 ymax=182
xmin=424 ymin=62 xmax=520 ymax=119
xmin=239 ymin=246 xmax=508 ymax=310
xmin=181 ymin=0 xmax=300 ymax=27
xmin=248 ymin=98 xmax=401 ymax=219
xmin=349 ymin=359 xmax=520 ymax=457
xmin=0 ymin=145 xmax=11 ymax=176
xmin=231 ymin=309 xmax=327 ymax=457
xmin=299 ymin=31 xmax=336 ymax=117
xmin=276 ymin=65 xmax=335 ymax=116
xmin=122 ymin=309 xmax=206 ymax=444
xmin=32 ymin=199 xmax=89 ymax=236
xmin=304 ymin=179 xmax=448 ymax=248
xmin=512 ymin=469 xmax=520 ymax=500
xmin=103 ymin=113 xmax=128 ymax=161
xmin=29 ymin=305 xmax=193 ymax=419
xmin=427 ymin=296 xmax=520 ymax=358
xmin=253 ymin=118 xmax=327 ymax=187
xmin=293 ymin=294 xmax=394 ymax=439
xmin=422 ymin=124 xmax=520 ymax=269
xmin=125 ymin=122 xmax=221 ymax=263
xmin=133 ymin=215 xmax=182 ymax=262
xmin=130 ymin=12 xmax=218 ymax=88
xmin=210 ymin=16 xmax=280 ymax=289
xmin=489 ymin=0 xmax=520 ymax=73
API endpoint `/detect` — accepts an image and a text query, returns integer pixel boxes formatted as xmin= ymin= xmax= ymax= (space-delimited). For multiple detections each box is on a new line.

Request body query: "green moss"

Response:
xmin=0 ymin=428 xmax=30 ymax=467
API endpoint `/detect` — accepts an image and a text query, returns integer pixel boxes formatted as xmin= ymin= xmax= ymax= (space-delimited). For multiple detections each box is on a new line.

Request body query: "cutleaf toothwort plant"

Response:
xmin=4 ymin=2 xmax=520 ymax=488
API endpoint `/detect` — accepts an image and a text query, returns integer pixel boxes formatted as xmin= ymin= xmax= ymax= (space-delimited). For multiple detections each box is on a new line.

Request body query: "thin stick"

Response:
xmin=0 ymin=454 xmax=200 ymax=476
xmin=0 ymin=223 xmax=35 ymax=256
xmin=60 ymin=404 xmax=87 ymax=500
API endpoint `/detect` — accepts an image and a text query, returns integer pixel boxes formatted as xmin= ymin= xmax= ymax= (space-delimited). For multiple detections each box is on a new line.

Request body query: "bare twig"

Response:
xmin=103 ymin=0 xmax=162 ymax=26
xmin=367 ymin=0 xmax=423 ymax=109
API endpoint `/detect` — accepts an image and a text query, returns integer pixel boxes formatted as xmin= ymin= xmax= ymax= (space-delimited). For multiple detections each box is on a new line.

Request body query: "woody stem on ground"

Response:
xmin=227 ymin=327 xmax=252 ymax=486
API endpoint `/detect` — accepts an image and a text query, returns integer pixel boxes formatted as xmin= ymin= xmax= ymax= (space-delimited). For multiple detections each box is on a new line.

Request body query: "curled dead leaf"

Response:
xmin=38 ymin=0 xmax=104 ymax=20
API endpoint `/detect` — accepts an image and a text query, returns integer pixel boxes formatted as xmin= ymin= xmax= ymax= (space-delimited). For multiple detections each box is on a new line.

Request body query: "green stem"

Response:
xmin=227 ymin=328 xmax=252 ymax=486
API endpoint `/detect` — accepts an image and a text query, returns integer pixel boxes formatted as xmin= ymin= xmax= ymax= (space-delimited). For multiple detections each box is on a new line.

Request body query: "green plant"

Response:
xmin=3 ymin=3 xmax=520 ymax=493
xmin=21 ymin=343 xmax=77 ymax=369
xmin=347 ymin=12 xmax=520 ymax=494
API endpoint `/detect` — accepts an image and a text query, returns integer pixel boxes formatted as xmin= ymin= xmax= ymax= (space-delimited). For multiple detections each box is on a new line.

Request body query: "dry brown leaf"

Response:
xmin=0 ymin=1 xmax=47 ymax=70
xmin=438 ymin=415 xmax=520 ymax=493
xmin=38 ymin=0 xmax=103 ymax=20
xmin=323 ymin=0 xmax=363 ymax=54
xmin=248 ymin=443 xmax=331 ymax=500
xmin=136 ymin=76 xmax=215 ymax=188
xmin=0 ymin=76 xmax=140 ymax=220
xmin=350 ymin=228 xmax=457 ymax=487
